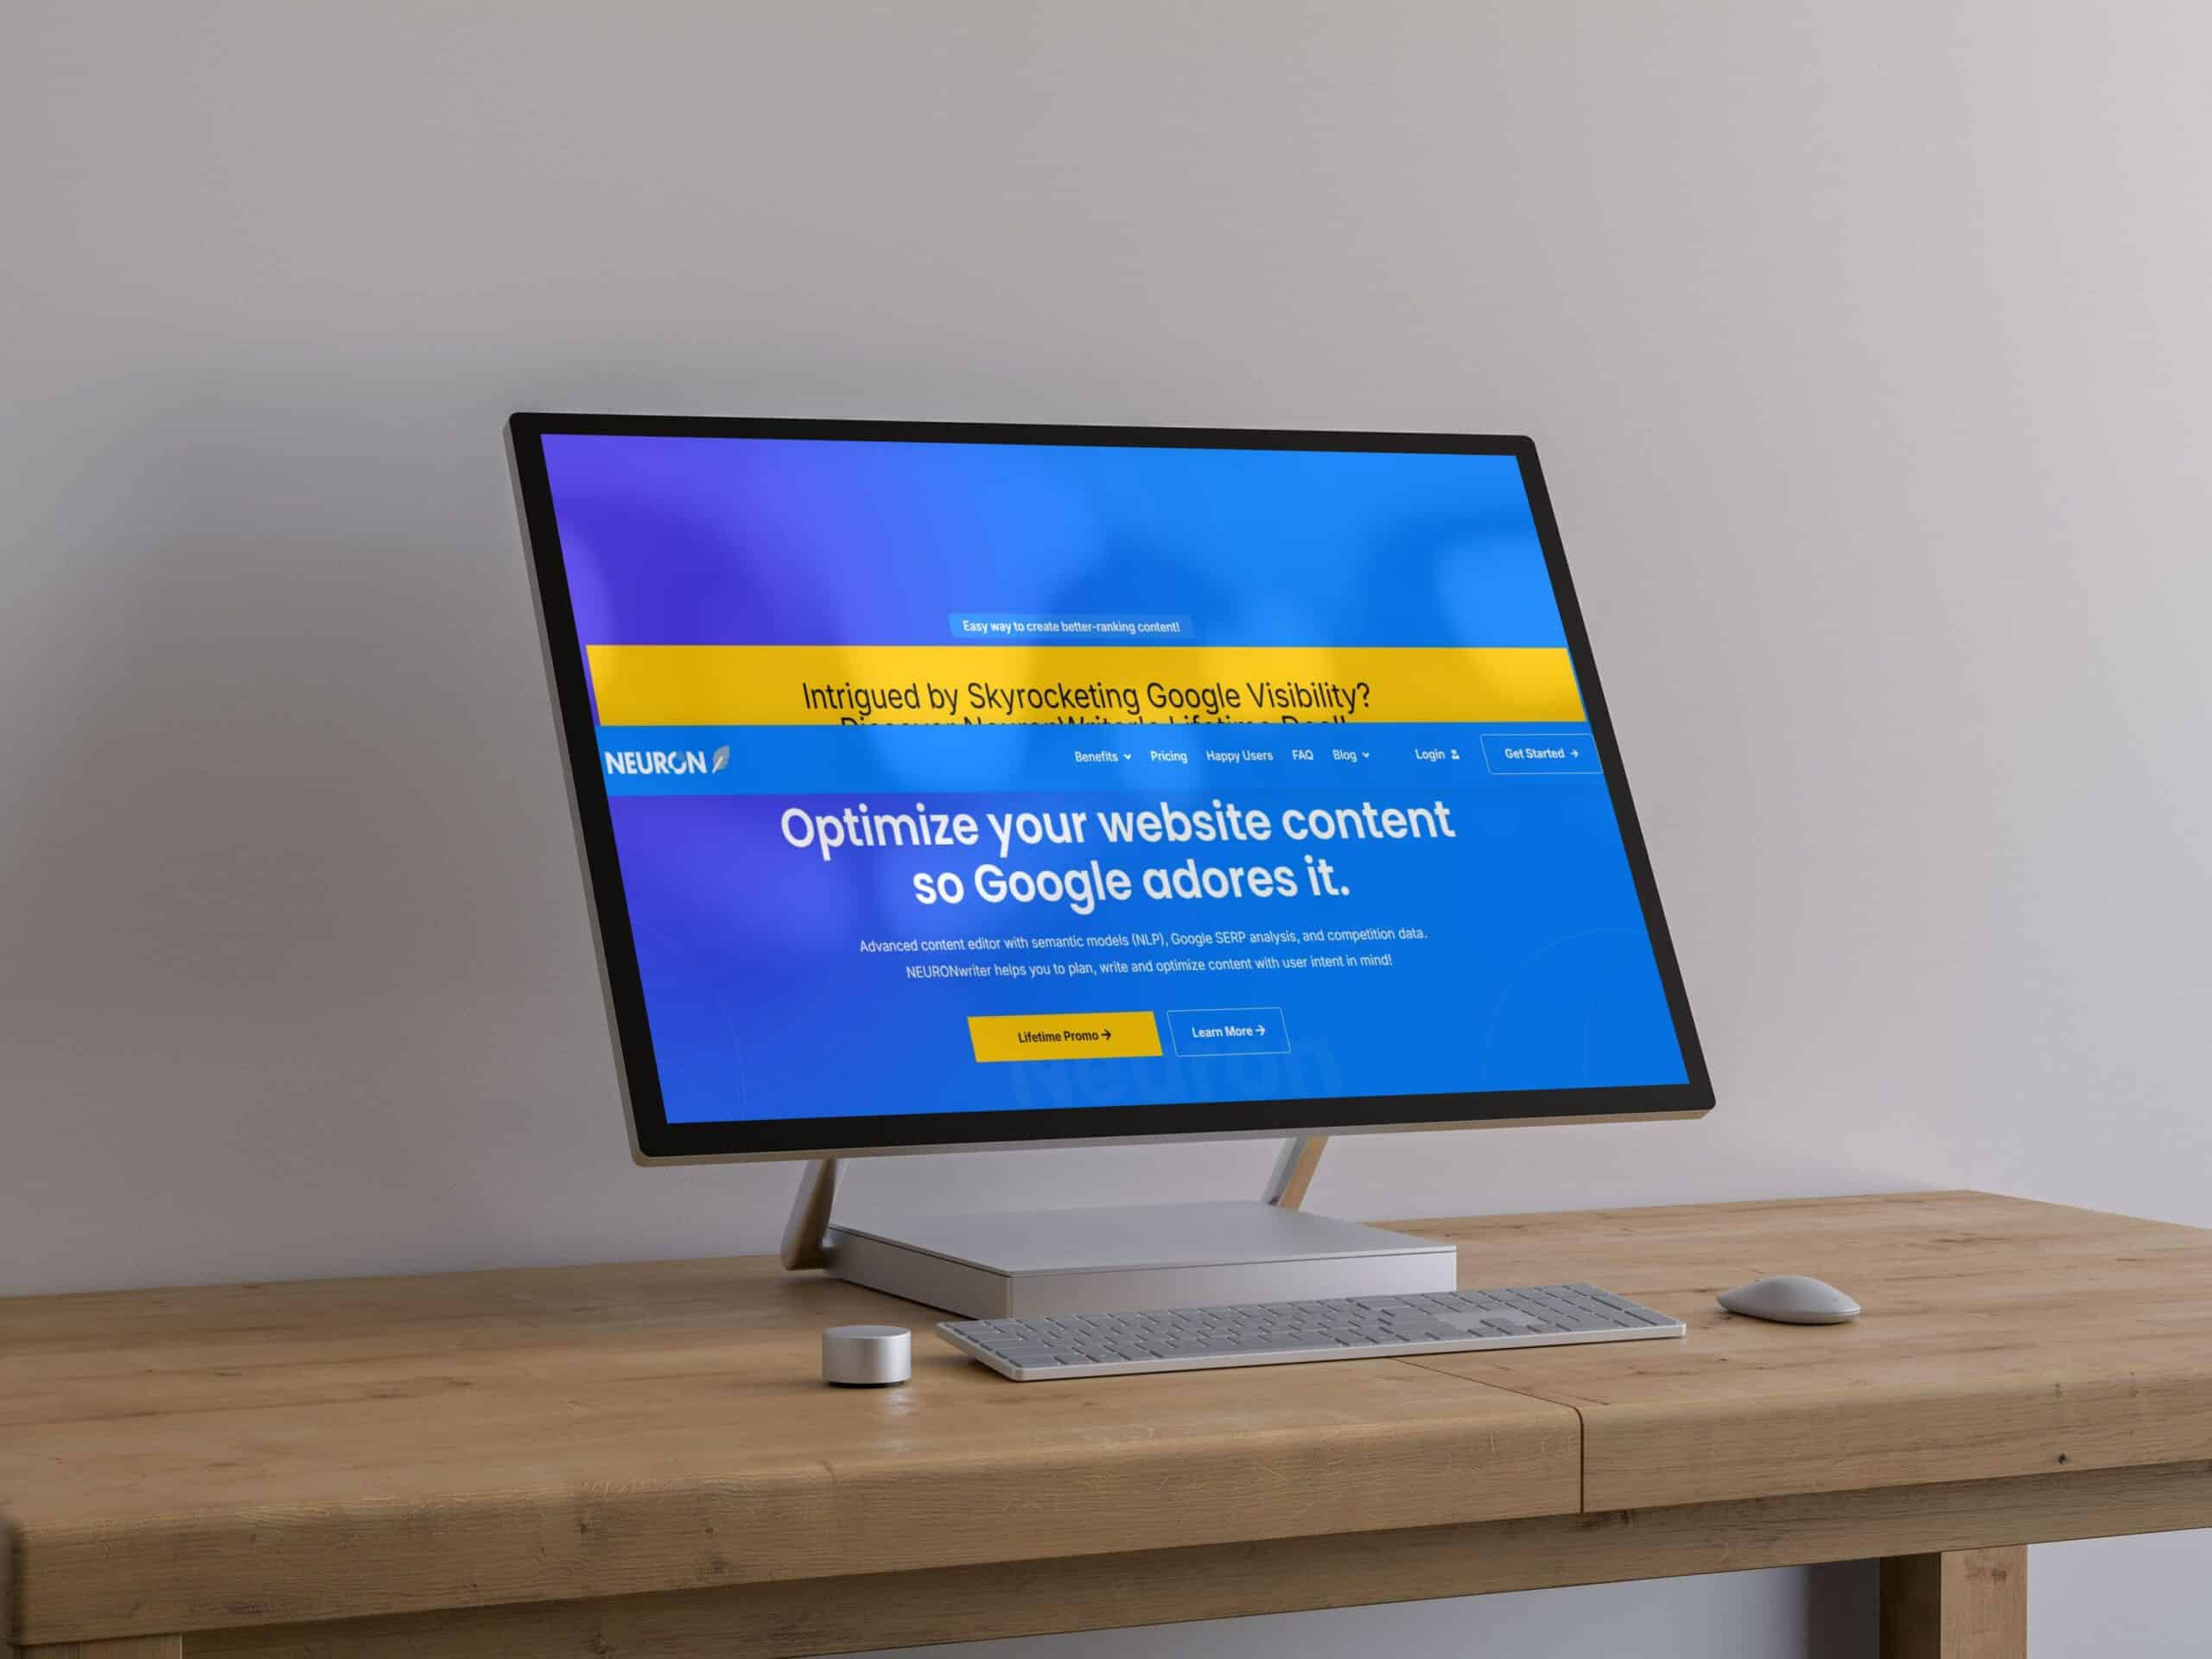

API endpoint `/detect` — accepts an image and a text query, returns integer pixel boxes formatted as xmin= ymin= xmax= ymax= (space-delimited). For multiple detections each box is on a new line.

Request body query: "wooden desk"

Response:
xmin=7 ymin=1192 xmax=2212 ymax=1659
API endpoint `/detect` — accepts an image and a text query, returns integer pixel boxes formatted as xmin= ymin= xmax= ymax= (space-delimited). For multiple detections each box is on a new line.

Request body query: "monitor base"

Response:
xmin=823 ymin=1198 xmax=1457 ymax=1319
xmin=782 ymin=1138 xmax=1457 ymax=1317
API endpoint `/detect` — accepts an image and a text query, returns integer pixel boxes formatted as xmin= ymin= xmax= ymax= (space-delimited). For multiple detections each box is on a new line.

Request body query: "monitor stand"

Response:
xmin=779 ymin=1138 xmax=1458 ymax=1319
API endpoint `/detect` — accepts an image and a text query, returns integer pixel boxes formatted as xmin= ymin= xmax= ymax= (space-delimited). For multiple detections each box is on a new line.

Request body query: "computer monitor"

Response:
xmin=509 ymin=416 xmax=1712 ymax=1313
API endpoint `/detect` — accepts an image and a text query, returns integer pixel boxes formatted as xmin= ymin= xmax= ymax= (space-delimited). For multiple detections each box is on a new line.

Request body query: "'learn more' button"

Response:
xmin=1166 ymin=1007 xmax=1290 ymax=1058
xmin=969 ymin=1011 xmax=1163 ymax=1063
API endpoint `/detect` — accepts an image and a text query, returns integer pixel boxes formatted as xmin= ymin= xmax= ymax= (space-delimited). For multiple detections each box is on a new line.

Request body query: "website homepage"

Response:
xmin=543 ymin=435 xmax=1689 ymax=1124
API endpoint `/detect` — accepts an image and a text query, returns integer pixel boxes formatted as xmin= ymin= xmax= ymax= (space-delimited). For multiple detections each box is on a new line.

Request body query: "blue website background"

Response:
xmin=542 ymin=435 xmax=1689 ymax=1123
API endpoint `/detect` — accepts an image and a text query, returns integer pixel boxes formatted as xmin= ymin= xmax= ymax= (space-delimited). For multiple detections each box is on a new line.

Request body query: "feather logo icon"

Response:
xmin=711 ymin=744 xmax=731 ymax=773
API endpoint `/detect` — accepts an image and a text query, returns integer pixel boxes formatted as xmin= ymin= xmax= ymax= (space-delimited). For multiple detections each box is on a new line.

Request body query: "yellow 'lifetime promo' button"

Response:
xmin=968 ymin=1011 xmax=1163 ymax=1063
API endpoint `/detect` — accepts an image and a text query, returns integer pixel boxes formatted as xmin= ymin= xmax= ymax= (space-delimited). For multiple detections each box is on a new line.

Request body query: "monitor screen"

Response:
xmin=511 ymin=417 xmax=1710 ymax=1159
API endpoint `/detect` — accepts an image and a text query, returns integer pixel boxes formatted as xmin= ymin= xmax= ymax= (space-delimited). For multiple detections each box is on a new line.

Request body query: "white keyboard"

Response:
xmin=939 ymin=1283 xmax=1684 ymax=1381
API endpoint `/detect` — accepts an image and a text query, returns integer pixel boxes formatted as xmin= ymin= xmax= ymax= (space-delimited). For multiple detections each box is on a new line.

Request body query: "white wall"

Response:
xmin=6 ymin=4 xmax=2209 ymax=1654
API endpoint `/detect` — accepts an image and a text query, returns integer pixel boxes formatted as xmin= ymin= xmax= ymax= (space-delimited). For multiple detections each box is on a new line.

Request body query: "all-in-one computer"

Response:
xmin=509 ymin=416 xmax=1713 ymax=1376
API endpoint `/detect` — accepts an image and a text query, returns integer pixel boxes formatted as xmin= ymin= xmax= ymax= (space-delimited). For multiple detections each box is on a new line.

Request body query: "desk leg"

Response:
xmin=1879 ymin=1548 xmax=2025 ymax=1658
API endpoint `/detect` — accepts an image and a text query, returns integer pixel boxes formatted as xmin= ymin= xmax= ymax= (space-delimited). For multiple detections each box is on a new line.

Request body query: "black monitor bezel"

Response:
xmin=508 ymin=413 xmax=1713 ymax=1161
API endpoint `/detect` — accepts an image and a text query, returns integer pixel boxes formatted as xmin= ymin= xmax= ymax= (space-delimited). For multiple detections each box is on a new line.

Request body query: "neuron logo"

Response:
xmin=712 ymin=744 xmax=731 ymax=773
xmin=603 ymin=749 xmax=713 ymax=777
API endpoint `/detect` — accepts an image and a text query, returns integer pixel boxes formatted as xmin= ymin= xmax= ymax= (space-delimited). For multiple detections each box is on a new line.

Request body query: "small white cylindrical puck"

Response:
xmin=822 ymin=1324 xmax=912 ymax=1386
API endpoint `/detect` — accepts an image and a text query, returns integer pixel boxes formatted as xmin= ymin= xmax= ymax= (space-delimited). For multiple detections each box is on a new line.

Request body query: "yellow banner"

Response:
xmin=588 ymin=645 xmax=1583 ymax=727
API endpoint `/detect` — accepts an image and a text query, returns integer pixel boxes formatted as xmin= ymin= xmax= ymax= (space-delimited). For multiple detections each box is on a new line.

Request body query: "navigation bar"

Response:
xmin=596 ymin=722 xmax=1604 ymax=796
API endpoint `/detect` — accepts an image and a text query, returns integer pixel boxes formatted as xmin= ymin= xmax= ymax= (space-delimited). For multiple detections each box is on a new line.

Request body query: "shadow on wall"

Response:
xmin=0 ymin=358 xmax=1145 ymax=1089
xmin=1806 ymin=1560 xmax=1878 ymax=1659
xmin=0 ymin=357 xmax=1205 ymax=1285
xmin=2 ymin=393 xmax=552 ymax=1038
xmin=0 ymin=374 xmax=613 ymax=1229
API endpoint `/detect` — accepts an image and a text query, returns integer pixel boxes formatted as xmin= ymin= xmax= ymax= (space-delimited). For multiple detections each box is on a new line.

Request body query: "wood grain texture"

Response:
xmin=1880 ymin=1548 xmax=2026 ymax=1658
xmin=23 ymin=1640 xmax=183 ymax=1658
xmin=1405 ymin=1190 xmax=2212 ymax=1509
xmin=188 ymin=1461 xmax=2212 ymax=1659
xmin=10 ymin=1192 xmax=2212 ymax=1649
xmin=0 ymin=1245 xmax=1573 ymax=1645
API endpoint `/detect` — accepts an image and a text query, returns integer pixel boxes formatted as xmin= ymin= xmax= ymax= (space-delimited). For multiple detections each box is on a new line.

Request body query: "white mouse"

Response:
xmin=1717 ymin=1274 xmax=1861 ymax=1325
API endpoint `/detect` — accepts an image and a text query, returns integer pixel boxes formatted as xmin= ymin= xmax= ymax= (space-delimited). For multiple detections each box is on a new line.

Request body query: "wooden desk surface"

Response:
xmin=1411 ymin=1190 xmax=2212 ymax=1509
xmin=6 ymin=1190 xmax=2212 ymax=1652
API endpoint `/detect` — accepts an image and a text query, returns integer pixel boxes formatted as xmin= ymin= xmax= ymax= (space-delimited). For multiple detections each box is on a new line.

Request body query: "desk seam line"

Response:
xmin=1387 ymin=1356 xmax=1592 ymax=1510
